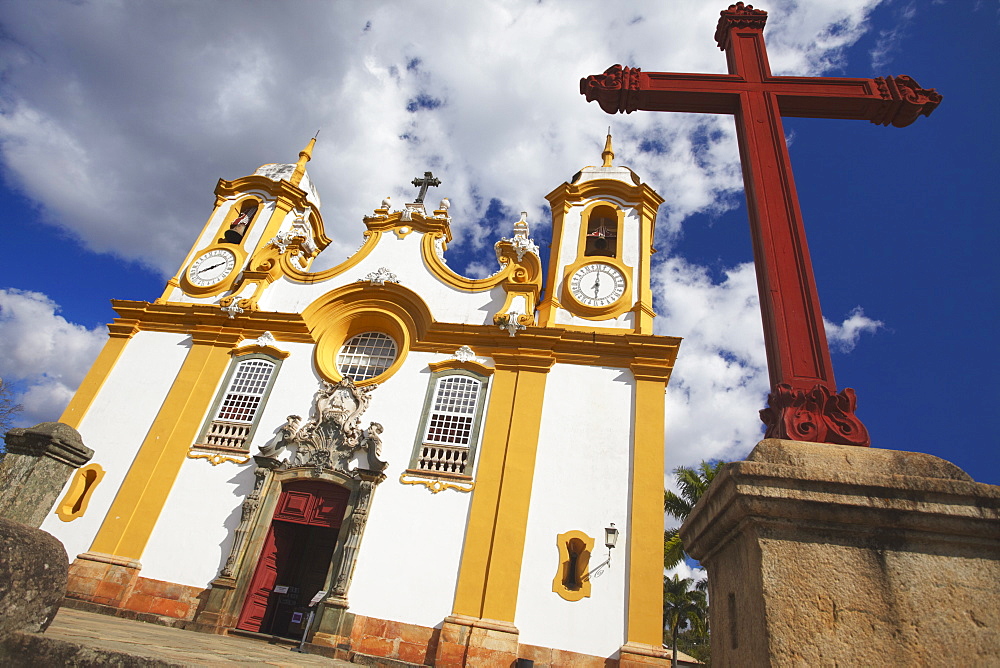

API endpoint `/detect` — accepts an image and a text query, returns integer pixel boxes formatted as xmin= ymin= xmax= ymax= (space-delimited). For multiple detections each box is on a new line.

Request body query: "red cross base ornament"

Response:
xmin=581 ymin=3 xmax=941 ymax=447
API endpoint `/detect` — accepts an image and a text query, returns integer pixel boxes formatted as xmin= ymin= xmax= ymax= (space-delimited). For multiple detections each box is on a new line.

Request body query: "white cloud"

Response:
xmin=0 ymin=0 xmax=887 ymax=275
xmin=0 ymin=289 xmax=107 ymax=427
xmin=655 ymin=259 xmax=770 ymax=467
xmin=825 ymin=306 xmax=883 ymax=352
xmin=665 ymin=560 xmax=707 ymax=585
xmin=870 ymin=3 xmax=917 ymax=72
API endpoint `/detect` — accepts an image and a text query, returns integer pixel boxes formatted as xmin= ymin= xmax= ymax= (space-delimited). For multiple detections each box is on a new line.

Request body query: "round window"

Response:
xmin=336 ymin=332 xmax=398 ymax=382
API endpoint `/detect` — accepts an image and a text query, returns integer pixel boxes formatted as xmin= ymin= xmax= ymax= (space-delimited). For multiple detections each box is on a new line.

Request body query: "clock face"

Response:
xmin=569 ymin=263 xmax=626 ymax=308
xmin=188 ymin=249 xmax=237 ymax=287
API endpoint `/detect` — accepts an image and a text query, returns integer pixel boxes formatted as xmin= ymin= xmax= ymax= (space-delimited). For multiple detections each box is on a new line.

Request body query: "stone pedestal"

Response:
xmin=681 ymin=439 xmax=1000 ymax=667
xmin=435 ymin=615 xmax=519 ymax=667
xmin=65 ymin=552 xmax=141 ymax=608
xmin=0 ymin=422 xmax=93 ymax=528
xmin=618 ymin=641 xmax=671 ymax=666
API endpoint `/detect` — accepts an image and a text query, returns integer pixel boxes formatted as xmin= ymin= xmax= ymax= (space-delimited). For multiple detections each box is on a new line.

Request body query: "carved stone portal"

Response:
xmin=205 ymin=380 xmax=390 ymax=632
xmin=261 ymin=378 xmax=388 ymax=474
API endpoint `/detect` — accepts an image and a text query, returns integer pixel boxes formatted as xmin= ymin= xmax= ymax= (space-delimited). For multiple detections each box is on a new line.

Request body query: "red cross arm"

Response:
xmin=581 ymin=65 xmax=941 ymax=128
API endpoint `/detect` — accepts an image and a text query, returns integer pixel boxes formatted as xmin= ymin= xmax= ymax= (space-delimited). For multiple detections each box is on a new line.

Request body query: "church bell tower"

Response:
xmin=158 ymin=137 xmax=330 ymax=316
xmin=537 ymin=133 xmax=663 ymax=334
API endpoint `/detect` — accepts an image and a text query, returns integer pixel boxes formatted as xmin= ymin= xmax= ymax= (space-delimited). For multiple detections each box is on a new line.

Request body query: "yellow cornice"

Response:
xmin=109 ymin=300 xmax=681 ymax=375
xmin=215 ymin=175 xmax=309 ymax=207
xmin=545 ymin=179 xmax=664 ymax=211
xmin=108 ymin=320 xmax=141 ymax=339
xmin=413 ymin=324 xmax=680 ymax=374
xmin=109 ymin=300 xmax=314 ymax=343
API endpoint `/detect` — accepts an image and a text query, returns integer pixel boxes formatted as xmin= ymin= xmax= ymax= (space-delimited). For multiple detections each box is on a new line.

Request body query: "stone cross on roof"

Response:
xmin=410 ymin=171 xmax=441 ymax=204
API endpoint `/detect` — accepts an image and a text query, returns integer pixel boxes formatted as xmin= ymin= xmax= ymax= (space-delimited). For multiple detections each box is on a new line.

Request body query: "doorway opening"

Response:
xmin=236 ymin=480 xmax=349 ymax=638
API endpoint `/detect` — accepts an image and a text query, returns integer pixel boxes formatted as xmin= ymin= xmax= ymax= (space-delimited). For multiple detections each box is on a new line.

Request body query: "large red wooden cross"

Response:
xmin=582 ymin=3 xmax=940 ymax=447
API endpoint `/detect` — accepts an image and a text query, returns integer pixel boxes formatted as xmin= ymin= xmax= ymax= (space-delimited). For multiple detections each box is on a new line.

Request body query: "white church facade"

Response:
xmin=41 ymin=136 xmax=680 ymax=666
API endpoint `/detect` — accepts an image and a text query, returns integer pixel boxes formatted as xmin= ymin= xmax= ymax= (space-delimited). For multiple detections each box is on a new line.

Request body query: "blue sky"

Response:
xmin=1 ymin=0 xmax=997 ymax=487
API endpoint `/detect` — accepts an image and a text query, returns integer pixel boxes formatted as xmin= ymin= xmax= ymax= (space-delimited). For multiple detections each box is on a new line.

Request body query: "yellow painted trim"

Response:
xmin=187 ymin=450 xmax=252 ymax=466
xmin=230 ymin=343 xmax=290 ymax=360
xmin=103 ymin=301 xmax=681 ymax=376
xmin=277 ymin=230 xmax=381 ymax=284
xmin=576 ymin=201 xmax=625 ymax=261
xmin=55 ymin=463 xmax=105 ymax=522
xmin=58 ymin=323 xmax=136 ymax=429
xmin=108 ymin=300 xmax=315 ymax=343
xmin=427 ymin=359 xmax=495 ymax=376
xmin=364 ymin=209 xmax=453 ymax=242
xmin=422 ymin=232 xmax=512 ymax=291
xmin=399 ymin=472 xmax=475 ymax=494
xmin=451 ymin=351 xmax=554 ymax=623
xmin=88 ymin=329 xmax=241 ymax=560
xmin=552 ymin=530 xmax=594 ymax=602
xmin=626 ymin=375 xmax=667 ymax=646
xmin=302 ymin=282 xmax=433 ymax=387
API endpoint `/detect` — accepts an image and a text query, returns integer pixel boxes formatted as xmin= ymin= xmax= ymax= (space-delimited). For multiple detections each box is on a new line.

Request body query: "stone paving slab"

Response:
xmin=15 ymin=606 xmax=353 ymax=666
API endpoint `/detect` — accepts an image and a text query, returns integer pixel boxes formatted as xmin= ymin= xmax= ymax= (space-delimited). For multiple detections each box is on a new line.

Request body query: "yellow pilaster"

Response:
xmin=626 ymin=363 xmax=669 ymax=646
xmin=452 ymin=351 xmax=554 ymax=623
xmin=59 ymin=321 xmax=139 ymax=429
xmin=88 ymin=327 xmax=242 ymax=560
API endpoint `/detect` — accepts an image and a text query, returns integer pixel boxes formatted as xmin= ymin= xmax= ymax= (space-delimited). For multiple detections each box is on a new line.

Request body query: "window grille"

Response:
xmin=216 ymin=359 xmax=274 ymax=423
xmin=197 ymin=358 xmax=276 ymax=451
xmin=337 ymin=332 xmax=397 ymax=381
xmin=416 ymin=375 xmax=484 ymax=475
xmin=423 ymin=376 xmax=481 ymax=446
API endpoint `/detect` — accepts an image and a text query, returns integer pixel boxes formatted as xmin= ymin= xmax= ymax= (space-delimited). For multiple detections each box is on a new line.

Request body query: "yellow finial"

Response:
xmin=290 ymin=133 xmax=318 ymax=186
xmin=602 ymin=128 xmax=614 ymax=167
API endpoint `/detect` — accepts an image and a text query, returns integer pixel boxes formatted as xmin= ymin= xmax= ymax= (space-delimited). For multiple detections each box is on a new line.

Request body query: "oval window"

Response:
xmin=336 ymin=332 xmax=398 ymax=381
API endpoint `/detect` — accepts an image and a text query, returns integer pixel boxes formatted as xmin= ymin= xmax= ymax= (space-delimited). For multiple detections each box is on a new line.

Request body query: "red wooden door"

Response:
xmin=236 ymin=481 xmax=349 ymax=633
xmin=237 ymin=522 xmax=295 ymax=631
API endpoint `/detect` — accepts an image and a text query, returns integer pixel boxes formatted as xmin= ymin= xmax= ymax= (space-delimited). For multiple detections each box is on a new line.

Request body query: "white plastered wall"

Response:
xmin=139 ymin=341 xmax=319 ymax=587
xmin=40 ymin=331 xmax=192 ymax=560
xmin=347 ymin=349 xmax=488 ymax=628
xmin=138 ymin=343 xmax=487 ymax=621
xmin=514 ymin=362 xmax=634 ymax=658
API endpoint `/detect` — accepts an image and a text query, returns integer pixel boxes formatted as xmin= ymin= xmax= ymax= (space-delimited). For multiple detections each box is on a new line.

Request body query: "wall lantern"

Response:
xmin=605 ymin=523 xmax=619 ymax=550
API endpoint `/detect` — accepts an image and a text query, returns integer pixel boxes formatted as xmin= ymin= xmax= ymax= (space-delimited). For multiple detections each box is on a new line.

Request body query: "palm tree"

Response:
xmin=664 ymin=460 xmax=724 ymax=568
xmin=663 ymin=574 xmax=708 ymax=668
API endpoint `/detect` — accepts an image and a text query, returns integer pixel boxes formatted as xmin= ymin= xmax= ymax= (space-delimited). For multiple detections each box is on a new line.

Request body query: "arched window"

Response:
xmin=337 ymin=332 xmax=398 ymax=382
xmin=584 ymin=205 xmax=618 ymax=258
xmin=196 ymin=354 xmax=281 ymax=451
